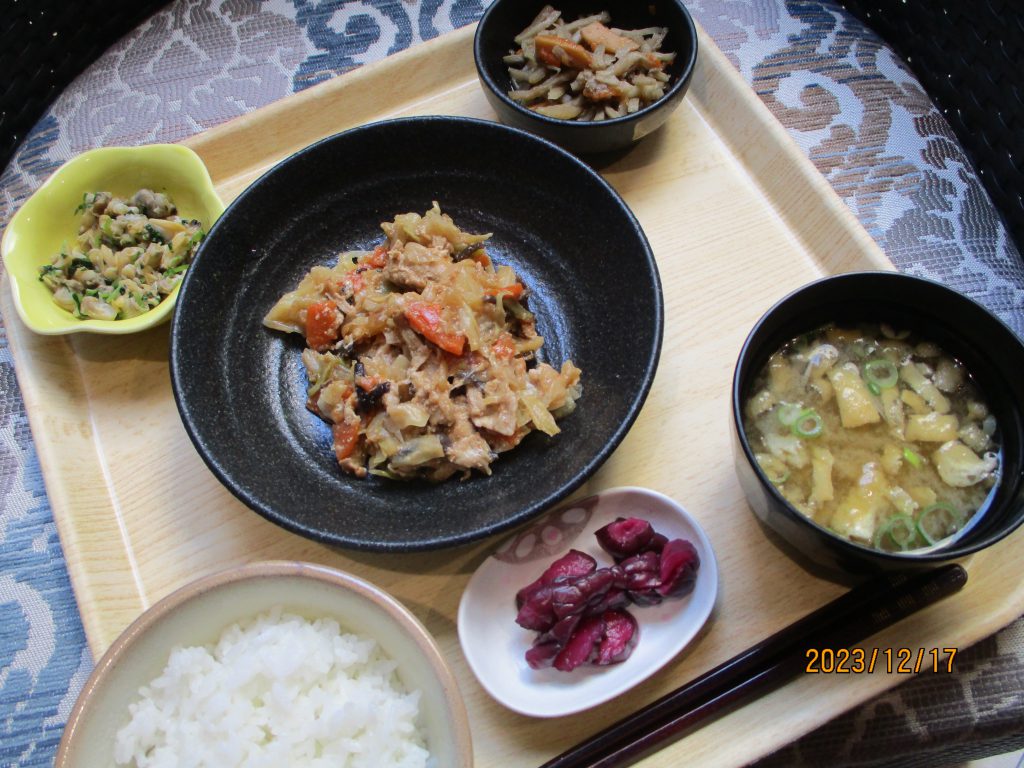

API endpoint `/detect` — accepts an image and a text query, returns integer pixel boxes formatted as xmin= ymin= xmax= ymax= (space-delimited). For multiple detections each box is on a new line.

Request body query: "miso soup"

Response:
xmin=743 ymin=323 xmax=999 ymax=552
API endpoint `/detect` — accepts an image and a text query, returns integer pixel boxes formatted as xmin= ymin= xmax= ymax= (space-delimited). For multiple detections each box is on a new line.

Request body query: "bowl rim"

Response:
xmin=473 ymin=0 xmax=699 ymax=133
xmin=1 ymin=143 xmax=225 ymax=336
xmin=54 ymin=560 xmax=474 ymax=766
xmin=169 ymin=114 xmax=664 ymax=552
xmin=732 ymin=270 xmax=1024 ymax=563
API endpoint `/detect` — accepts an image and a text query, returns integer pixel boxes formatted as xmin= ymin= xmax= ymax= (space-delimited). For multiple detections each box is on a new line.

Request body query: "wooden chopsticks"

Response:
xmin=539 ymin=564 xmax=968 ymax=768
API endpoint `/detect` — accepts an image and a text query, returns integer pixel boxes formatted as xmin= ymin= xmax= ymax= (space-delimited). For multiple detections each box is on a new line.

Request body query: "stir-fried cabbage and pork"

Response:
xmin=39 ymin=189 xmax=205 ymax=320
xmin=264 ymin=204 xmax=582 ymax=481
xmin=504 ymin=6 xmax=676 ymax=121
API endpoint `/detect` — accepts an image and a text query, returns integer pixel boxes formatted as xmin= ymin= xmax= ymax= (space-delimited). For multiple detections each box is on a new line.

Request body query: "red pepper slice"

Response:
xmin=365 ymin=244 xmax=388 ymax=269
xmin=404 ymin=301 xmax=466 ymax=355
xmin=338 ymin=271 xmax=365 ymax=295
xmin=492 ymin=332 xmax=517 ymax=359
xmin=332 ymin=420 xmax=360 ymax=461
xmin=305 ymin=300 xmax=339 ymax=350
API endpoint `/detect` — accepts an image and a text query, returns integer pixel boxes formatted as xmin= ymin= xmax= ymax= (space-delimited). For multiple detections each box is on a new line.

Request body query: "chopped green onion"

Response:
xmin=791 ymin=408 xmax=823 ymax=438
xmin=145 ymin=224 xmax=167 ymax=244
xmin=873 ymin=513 xmax=919 ymax=551
xmin=39 ymin=264 xmax=61 ymax=283
xmin=866 ymin=380 xmax=881 ymax=395
xmin=915 ymin=502 xmax=965 ymax=545
xmin=763 ymin=461 xmax=789 ymax=484
xmin=864 ymin=359 xmax=898 ymax=389
xmin=776 ymin=403 xmax=804 ymax=426
xmin=903 ymin=446 xmax=923 ymax=469
xmin=164 ymin=264 xmax=189 ymax=277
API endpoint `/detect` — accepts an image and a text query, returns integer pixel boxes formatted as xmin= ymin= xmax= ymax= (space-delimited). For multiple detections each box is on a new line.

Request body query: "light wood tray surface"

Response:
xmin=4 ymin=23 xmax=1022 ymax=768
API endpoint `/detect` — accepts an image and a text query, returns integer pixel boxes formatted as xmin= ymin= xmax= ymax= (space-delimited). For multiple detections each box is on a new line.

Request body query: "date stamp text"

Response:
xmin=805 ymin=647 xmax=958 ymax=674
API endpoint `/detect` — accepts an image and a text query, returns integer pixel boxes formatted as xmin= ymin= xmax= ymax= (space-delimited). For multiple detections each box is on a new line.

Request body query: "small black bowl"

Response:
xmin=732 ymin=272 xmax=1024 ymax=577
xmin=170 ymin=116 xmax=663 ymax=552
xmin=474 ymin=0 xmax=698 ymax=156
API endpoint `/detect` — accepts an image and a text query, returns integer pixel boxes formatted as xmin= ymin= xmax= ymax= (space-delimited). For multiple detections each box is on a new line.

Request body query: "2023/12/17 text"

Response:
xmin=805 ymin=647 xmax=958 ymax=674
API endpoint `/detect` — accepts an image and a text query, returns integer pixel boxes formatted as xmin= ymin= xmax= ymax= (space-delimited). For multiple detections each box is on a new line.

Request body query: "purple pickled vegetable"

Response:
xmin=583 ymin=587 xmax=630 ymax=616
xmin=515 ymin=549 xmax=597 ymax=609
xmin=595 ymin=517 xmax=656 ymax=560
xmin=614 ymin=549 xmax=663 ymax=605
xmin=525 ymin=638 xmax=560 ymax=669
xmin=515 ymin=583 xmax=557 ymax=631
xmin=550 ymin=568 xmax=616 ymax=620
xmin=626 ymin=589 xmax=664 ymax=607
xmin=514 ymin=516 xmax=703 ymax=674
xmin=614 ymin=551 xmax=662 ymax=591
xmin=554 ymin=615 xmax=605 ymax=672
xmin=595 ymin=610 xmax=639 ymax=665
xmin=657 ymin=538 xmax=700 ymax=598
xmin=545 ymin=613 xmax=582 ymax=646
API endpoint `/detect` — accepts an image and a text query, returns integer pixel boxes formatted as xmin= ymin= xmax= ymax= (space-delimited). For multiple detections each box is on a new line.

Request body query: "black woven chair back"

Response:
xmin=0 ymin=0 xmax=171 ymax=170
xmin=840 ymin=0 xmax=1024 ymax=253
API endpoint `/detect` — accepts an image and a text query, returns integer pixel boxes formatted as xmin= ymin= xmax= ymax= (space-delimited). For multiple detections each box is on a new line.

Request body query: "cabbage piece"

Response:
xmin=389 ymin=435 xmax=446 ymax=468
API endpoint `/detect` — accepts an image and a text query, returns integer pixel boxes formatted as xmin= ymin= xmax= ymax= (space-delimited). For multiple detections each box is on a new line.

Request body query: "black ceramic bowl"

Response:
xmin=474 ymin=0 xmax=698 ymax=155
xmin=170 ymin=116 xmax=662 ymax=552
xmin=732 ymin=272 xmax=1024 ymax=576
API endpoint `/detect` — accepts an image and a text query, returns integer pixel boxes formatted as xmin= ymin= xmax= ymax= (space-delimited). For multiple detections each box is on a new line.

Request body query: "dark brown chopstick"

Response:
xmin=539 ymin=564 xmax=968 ymax=768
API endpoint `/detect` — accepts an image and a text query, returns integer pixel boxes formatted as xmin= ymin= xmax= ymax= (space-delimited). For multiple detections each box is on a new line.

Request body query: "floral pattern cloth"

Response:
xmin=1 ymin=1 xmax=1021 ymax=766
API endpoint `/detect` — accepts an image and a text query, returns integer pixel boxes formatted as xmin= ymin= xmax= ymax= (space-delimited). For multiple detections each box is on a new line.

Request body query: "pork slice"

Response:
xmin=383 ymin=241 xmax=452 ymax=291
xmin=467 ymin=378 xmax=517 ymax=436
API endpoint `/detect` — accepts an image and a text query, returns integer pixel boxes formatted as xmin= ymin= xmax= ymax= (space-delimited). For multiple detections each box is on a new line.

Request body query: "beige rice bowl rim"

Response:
xmin=54 ymin=560 xmax=473 ymax=767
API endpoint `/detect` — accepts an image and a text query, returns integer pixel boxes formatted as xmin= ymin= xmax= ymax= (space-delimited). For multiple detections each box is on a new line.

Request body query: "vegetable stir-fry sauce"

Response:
xmin=743 ymin=323 xmax=999 ymax=552
xmin=264 ymin=204 xmax=582 ymax=481
xmin=39 ymin=189 xmax=205 ymax=320
xmin=505 ymin=6 xmax=676 ymax=121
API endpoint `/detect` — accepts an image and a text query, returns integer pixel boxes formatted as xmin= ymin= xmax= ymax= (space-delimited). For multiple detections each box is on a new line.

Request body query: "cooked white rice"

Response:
xmin=113 ymin=607 xmax=432 ymax=768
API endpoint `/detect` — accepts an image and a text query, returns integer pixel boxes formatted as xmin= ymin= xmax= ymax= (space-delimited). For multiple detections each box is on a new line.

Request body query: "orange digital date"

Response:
xmin=804 ymin=647 xmax=958 ymax=674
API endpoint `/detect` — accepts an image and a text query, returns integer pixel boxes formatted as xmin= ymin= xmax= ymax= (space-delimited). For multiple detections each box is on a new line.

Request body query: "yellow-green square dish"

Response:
xmin=1 ymin=144 xmax=225 ymax=335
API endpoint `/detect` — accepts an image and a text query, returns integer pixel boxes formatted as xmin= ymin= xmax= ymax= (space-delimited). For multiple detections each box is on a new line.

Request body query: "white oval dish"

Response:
xmin=457 ymin=485 xmax=718 ymax=718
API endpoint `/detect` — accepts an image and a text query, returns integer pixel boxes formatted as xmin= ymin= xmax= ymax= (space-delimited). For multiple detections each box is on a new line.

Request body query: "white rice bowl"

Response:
xmin=114 ymin=609 xmax=431 ymax=768
xmin=54 ymin=563 xmax=471 ymax=768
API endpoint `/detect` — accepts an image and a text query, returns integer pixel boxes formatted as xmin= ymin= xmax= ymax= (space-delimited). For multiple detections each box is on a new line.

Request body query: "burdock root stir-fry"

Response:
xmin=264 ymin=204 xmax=583 ymax=481
xmin=504 ymin=6 xmax=676 ymax=121
xmin=39 ymin=189 xmax=205 ymax=320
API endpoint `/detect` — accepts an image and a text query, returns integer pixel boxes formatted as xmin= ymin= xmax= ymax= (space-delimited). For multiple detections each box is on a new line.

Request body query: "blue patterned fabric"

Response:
xmin=0 ymin=339 xmax=91 ymax=766
xmin=1 ymin=1 xmax=1021 ymax=766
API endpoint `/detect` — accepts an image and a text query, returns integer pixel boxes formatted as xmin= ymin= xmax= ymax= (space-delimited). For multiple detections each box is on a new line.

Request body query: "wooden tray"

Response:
xmin=5 ymin=22 xmax=1023 ymax=768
